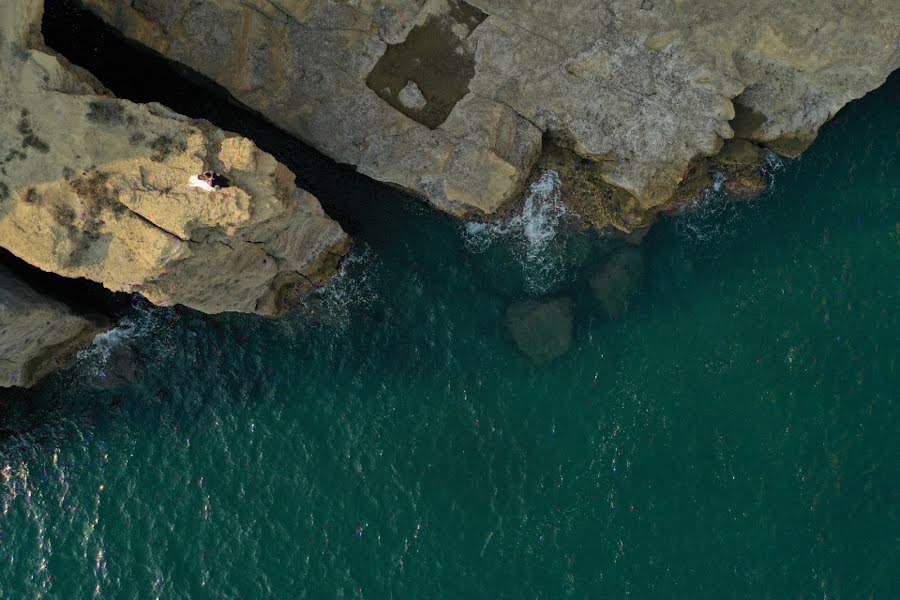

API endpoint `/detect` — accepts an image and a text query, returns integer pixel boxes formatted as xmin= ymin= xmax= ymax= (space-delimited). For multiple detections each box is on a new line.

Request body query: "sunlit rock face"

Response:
xmin=80 ymin=0 xmax=899 ymax=228
xmin=0 ymin=0 xmax=350 ymax=317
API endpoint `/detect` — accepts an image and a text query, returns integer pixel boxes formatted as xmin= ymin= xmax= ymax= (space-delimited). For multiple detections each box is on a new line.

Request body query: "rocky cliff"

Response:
xmin=0 ymin=0 xmax=350 ymax=317
xmin=79 ymin=0 xmax=899 ymax=229
xmin=0 ymin=265 xmax=103 ymax=388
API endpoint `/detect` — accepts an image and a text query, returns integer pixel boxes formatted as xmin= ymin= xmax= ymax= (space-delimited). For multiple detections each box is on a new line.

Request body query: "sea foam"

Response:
xmin=462 ymin=171 xmax=573 ymax=293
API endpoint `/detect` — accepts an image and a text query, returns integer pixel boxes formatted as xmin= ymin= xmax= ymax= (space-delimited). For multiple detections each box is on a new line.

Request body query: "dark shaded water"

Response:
xmin=1 ymin=5 xmax=897 ymax=598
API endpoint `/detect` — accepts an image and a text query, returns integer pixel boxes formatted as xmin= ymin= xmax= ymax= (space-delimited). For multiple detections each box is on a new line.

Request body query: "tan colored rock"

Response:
xmin=80 ymin=0 xmax=899 ymax=227
xmin=0 ymin=266 xmax=103 ymax=388
xmin=0 ymin=0 xmax=349 ymax=316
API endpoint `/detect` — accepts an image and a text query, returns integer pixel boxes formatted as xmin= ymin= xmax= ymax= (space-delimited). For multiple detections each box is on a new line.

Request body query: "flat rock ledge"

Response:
xmin=80 ymin=0 xmax=899 ymax=229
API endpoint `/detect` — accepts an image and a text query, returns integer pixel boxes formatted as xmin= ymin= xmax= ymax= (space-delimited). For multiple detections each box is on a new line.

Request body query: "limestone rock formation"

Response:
xmin=80 ymin=0 xmax=899 ymax=229
xmin=505 ymin=297 xmax=573 ymax=362
xmin=0 ymin=0 xmax=350 ymax=316
xmin=0 ymin=265 xmax=103 ymax=388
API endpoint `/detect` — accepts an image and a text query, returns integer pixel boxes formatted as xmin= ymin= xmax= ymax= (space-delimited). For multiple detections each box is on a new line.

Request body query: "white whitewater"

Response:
xmin=463 ymin=171 xmax=572 ymax=292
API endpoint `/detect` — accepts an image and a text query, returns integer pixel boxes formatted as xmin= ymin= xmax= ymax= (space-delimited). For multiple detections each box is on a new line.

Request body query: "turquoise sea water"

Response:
xmin=2 ymin=58 xmax=898 ymax=599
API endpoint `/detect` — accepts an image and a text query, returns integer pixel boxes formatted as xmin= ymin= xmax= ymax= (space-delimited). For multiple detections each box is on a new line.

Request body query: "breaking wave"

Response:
xmin=462 ymin=171 xmax=574 ymax=293
xmin=74 ymin=304 xmax=164 ymax=383
xmin=672 ymin=154 xmax=786 ymax=246
xmin=290 ymin=245 xmax=381 ymax=330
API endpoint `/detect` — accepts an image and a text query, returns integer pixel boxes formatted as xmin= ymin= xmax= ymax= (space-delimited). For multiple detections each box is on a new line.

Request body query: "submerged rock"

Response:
xmin=79 ymin=0 xmax=899 ymax=227
xmin=662 ymin=138 xmax=770 ymax=213
xmin=505 ymin=297 xmax=573 ymax=362
xmin=590 ymin=247 xmax=644 ymax=320
xmin=0 ymin=0 xmax=349 ymax=316
xmin=0 ymin=266 xmax=104 ymax=388
xmin=89 ymin=342 xmax=142 ymax=389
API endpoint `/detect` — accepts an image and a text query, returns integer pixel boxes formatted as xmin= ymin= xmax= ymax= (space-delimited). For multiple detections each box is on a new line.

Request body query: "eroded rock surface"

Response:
xmin=81 ymin=0 xmax=899 ymax=227
xmin=0 ymin=0 xmax=349 ymax=316
xmin=505 ymin=297 xmax=573 ymax=362
xmin=0 ymin=265 xmax=103 ymax=388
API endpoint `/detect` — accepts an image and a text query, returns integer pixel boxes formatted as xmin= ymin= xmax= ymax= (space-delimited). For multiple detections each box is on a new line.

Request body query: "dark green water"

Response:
xmin=2 ymin=64 xmax=898 ymax=599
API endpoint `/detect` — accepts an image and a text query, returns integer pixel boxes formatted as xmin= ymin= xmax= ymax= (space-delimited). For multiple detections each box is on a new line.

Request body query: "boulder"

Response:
xmin=0 ymin=0 xmax=350 ymax=316
xmin=505 ymin=297 xmax=573 ymax=362
xmin=715 ymin=139 xmax=768 ymax=200
xmin=88 ymin=342 xmax=142 ymax=389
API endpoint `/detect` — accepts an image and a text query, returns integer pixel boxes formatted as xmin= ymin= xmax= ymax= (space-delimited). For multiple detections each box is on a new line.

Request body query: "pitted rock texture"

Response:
xmin=80 ymin=0 xmax=899 ymax=228
xmin=0 ymin=0 xmax=350 ymax=316
xmin=0 ymin=265 xmax=103 ymax=388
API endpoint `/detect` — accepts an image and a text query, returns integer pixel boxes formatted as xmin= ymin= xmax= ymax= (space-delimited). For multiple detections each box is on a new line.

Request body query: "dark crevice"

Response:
xmin=0 ymin=247 xmax=129 ymax=318
xmin=42 ymin=0 xmax=424 ymax=240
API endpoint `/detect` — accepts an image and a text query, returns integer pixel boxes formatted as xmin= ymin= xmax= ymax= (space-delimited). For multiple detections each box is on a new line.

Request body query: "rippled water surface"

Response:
xmin=2 ymin=66 xmax=898 ymax=598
